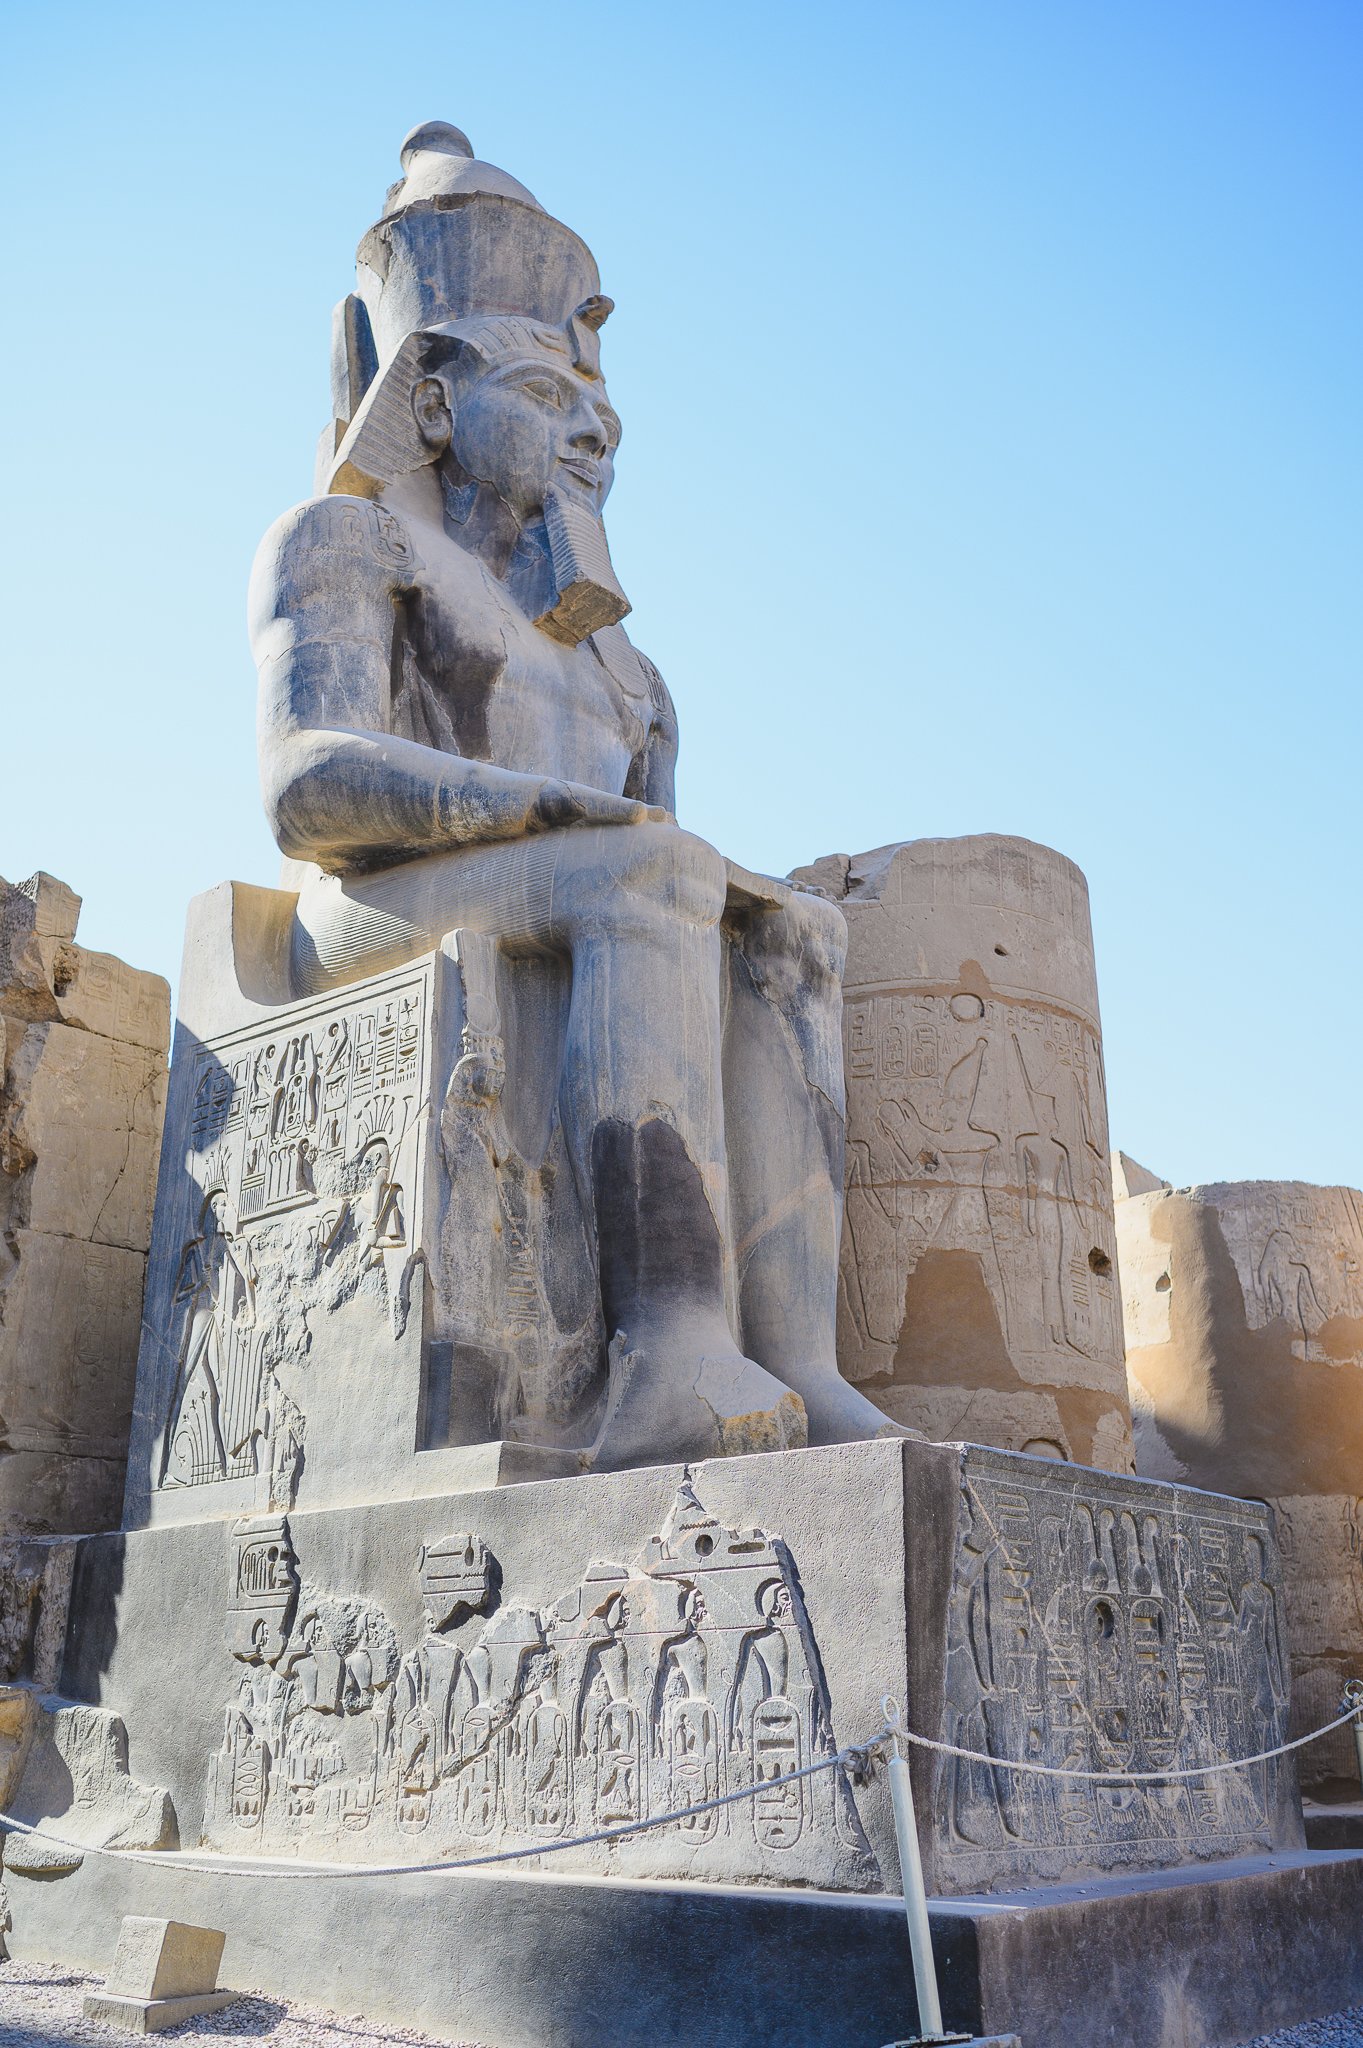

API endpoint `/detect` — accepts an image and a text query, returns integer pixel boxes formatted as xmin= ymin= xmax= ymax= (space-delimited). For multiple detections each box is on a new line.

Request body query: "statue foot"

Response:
xmin=769 ymin=1363 xmax=923 ymax=1448
xmin=580 ymin=1323 xmax=807 ymax=1474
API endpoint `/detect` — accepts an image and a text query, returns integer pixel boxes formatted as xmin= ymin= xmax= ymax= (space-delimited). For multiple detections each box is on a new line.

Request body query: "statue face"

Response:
xmin=433 ymin=352 xmax=621 ymax=522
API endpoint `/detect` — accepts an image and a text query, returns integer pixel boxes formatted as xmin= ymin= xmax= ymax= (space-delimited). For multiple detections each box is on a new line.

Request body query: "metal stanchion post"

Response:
xmin=1344 ymin=1679 xmax=1363 ymax=1791
xmin=881 ymin=1695 xmax=968 ymax=2047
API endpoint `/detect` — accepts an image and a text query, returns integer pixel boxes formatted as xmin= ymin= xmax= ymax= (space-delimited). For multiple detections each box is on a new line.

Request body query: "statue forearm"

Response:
xmin=261 ymin=726 xmax=659 ymax=871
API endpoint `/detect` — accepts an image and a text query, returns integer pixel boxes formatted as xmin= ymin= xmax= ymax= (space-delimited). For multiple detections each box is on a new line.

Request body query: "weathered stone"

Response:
xmin=1117 ymin=1172 xmax=1363 ymax=1800
xmin=106 ymin=1915 xmax=226 ymax=1998
xmin=1118 ymin=1176 xmax=1363 ymax=1495
xmin=791 ymin=836 xmax=1132 ymax=1472
xmin=1 ymin=1692 xmax=177 ymax=1873
xmin=0 ymin=871 xmax=170 ymax=1535
xmin=9 ymin=1440 xmax=1301 ymax=1906
xmin=83 ymin=1917 xmax=236 ymax=2035
xmin=1271 ymin=1494 xmax=1363 ymax=1802
xmin=9 ymin=1790 xmax=1361 ymax=2048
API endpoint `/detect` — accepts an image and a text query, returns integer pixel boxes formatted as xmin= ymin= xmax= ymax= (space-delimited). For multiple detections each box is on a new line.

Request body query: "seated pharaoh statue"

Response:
xmin=236 ymin=120 xmax=902 ymax=1478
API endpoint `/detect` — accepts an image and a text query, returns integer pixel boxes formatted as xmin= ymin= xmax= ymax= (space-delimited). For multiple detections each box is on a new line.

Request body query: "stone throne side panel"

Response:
xmin=125 ymin=934 xmax=449 ymax=1530
xmin=124 ymin=884 xmax=619 ymax=1529
xmin=793 ymin=834 xmax=1132 ymax=1473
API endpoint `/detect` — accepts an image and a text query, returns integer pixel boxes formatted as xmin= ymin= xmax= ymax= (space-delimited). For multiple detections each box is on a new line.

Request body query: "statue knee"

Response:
xmin=590 ymin=822 xmax=728 ymax=933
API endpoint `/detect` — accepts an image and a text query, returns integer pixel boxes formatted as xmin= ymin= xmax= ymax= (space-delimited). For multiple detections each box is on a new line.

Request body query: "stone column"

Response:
xmin=0 ymin=871 xmax=169 ymax=1547
xmin=793 ymin=834 xmax=1132 ymax=1472
xmin=1117 ymin=1171 xmax=1363 ymax=1799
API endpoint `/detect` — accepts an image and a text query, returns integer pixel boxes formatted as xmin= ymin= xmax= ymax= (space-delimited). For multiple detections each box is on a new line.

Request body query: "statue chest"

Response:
xmin=398 ymin=550 xmax=646 ymax=789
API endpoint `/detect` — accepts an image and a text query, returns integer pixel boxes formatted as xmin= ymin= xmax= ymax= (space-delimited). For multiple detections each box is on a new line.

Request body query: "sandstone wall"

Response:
xmin=0 ymin=872 xmax=169 ymax=1537
xmin=1116 ymin=1169 xmax=1363 ymax=1797
xmin=793 ymin=834 xmax=1132 ymax=1471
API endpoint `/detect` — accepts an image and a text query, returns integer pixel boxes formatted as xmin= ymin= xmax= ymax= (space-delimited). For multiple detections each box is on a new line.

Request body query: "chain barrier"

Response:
xmin=1 ymin=1691 xmax=1359 ymax=1883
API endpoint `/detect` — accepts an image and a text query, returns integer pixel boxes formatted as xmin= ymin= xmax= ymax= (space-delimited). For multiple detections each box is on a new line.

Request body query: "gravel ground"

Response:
xmin=0 ymin=1962 xmax=490 ymax=2048
xmin=4 ymin=1961 xmax=1363 ymax=2048
xmin=1232 ymin=2019 xmax=1363 ymax=2048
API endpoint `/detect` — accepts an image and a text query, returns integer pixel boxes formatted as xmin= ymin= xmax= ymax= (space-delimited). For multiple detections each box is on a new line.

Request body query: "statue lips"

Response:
xmin=558 ymin=456 xmax=602 ymax=492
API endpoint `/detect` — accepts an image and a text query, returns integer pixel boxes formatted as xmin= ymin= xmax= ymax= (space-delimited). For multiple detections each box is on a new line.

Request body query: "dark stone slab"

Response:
xmin=9 ymin=1840 xmax=1363 ymax=2048
xmin=1303 ymin=1800 xmax=1363 ymax=1849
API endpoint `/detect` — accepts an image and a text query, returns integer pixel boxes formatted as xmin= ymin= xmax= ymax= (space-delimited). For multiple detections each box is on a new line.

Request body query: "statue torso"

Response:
xmin=381 ymin=495 xmax=652 ymax=794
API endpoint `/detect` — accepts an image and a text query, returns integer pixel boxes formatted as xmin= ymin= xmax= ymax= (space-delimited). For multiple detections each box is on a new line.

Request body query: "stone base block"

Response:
xmin=1303 ymin=1799 xmax=1363 ymax=1849
xmin=12 ymin=1843 xmax=1363 ymax=2048
xmin=82 ymin=1990 xmax=239 ymax=2033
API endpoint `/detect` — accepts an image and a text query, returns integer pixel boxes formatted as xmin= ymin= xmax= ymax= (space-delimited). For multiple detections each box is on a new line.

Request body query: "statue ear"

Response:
xmin=326 ymin=332 xmax=454 ymax=498
xmin=412 ymin=375 xmax=453 ymax=451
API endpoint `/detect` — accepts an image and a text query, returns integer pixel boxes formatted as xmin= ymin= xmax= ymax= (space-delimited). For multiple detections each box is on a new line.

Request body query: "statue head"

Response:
xmin=410 ymin=305 xmax=621 ymax=524
xmin=321 ymin=123 xmax=630 ymax=642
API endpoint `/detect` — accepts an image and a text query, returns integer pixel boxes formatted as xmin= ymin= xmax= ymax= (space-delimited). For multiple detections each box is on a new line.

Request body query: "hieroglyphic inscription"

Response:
xmin=159 ymin=962 xmax=434 ymax=1494
xmin=935 ymin=1448 xmax=1290 ymax=1888
xmin=201 ymin=1482 xmax=874 ymax=1889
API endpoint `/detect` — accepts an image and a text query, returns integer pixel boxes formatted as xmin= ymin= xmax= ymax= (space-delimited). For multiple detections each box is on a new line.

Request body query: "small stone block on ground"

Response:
xmin=81 ymin=1988 xmax=240 ymax=2033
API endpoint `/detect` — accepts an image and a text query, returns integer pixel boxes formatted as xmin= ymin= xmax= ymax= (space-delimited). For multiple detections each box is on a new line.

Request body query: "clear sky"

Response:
xmin=2 ymin=2 xmax=1358 ymax=1190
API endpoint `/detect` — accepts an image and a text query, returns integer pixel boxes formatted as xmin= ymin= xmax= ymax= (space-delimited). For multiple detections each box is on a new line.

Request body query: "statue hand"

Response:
xmin=531 ymin=780 xmax=670 ymax=832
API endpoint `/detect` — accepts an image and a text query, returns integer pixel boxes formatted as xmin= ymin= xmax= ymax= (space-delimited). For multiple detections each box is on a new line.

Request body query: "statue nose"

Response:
xmin=568 ymin=408 xmax=608 ymax=456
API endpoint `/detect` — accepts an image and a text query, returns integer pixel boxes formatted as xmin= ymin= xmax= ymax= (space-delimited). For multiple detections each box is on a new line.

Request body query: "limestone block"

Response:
xmin=0 ymin=870 xmax=170 ymax=1538
xmin=1116 ymin=1175 xmax=1363 ymax=1798
xmin=3 ymin=1022 xmax=167 ymax=1250
xmin=793 ymin=835 xmax=1132 ymax=1472
xmin=84 ymin=1916 xmax=236 ymax=2031
xmin=1117 ymin=1179 xmax=1363 ymax=1496
xmin=105 ymin=1916 xmax=226 ymax=2001
xmin=0 ymin=1237 xmax=148 ymax=1534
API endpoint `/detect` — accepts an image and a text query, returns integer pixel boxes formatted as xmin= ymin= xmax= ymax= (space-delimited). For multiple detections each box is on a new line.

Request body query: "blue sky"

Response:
xmin=2 ymin=2 xmax=1358 ymax=1188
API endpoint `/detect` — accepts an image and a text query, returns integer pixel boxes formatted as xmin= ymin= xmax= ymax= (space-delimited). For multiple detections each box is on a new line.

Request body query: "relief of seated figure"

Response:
xmin=249 ymin=120 xmax=905 ymax=1472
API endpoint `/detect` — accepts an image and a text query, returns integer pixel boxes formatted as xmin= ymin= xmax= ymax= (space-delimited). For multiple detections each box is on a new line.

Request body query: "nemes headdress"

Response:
xmin=317 ymin=122 xmax=628 ymax=644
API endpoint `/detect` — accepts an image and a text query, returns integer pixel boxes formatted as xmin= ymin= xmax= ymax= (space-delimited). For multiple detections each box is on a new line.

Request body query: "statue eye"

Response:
xmin=521 ymin=377 xmax=562 ymax=407
xmin=596 ymin=406 xmax=622 ymax=450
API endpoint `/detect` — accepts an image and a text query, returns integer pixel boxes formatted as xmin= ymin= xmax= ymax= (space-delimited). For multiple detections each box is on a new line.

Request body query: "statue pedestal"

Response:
xmin=3 ymin=1436 xmax=1329 ymax=2043
xmin=13 ymin=1839 xmax=1363 ymax=2048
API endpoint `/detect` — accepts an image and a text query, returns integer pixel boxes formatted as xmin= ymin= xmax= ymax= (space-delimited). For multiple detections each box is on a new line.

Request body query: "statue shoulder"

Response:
xmin=250 ymin=495 xmax=424 ymax=620
xmin=590 ymin=623 xmax=677 ymax=736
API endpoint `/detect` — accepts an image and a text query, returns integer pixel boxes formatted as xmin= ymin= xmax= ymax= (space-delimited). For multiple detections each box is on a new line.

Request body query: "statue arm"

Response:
xmin=252 ymin=499 xmax=658 ymax=870
xmin=623 ymin=653 xmax=678 ymax=814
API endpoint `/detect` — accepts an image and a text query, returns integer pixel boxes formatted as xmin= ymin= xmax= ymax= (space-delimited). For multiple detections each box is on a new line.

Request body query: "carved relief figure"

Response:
xmin=934 ymin=1459 xmax=1289 ymax=1887
xmin=156 ymin=967 xmax=436 ymax=1500
xmin=200 ymin=1480 xmax=875 ymax=1890
xmin=161 ymin=1192 xmax=260 ymax=1488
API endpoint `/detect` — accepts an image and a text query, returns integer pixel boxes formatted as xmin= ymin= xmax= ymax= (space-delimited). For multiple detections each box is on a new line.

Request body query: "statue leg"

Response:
xmin=723 ymin=885 xmax=912 ymax=1446
xmin=549 ymin=823 xmax=806 ymax=1470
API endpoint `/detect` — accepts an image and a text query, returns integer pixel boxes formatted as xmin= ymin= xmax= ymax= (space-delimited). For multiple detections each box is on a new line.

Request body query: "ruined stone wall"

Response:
xmin=0 ymin=872 xmax=169 ymax=1539
xmin=1116 ymin=1170 xmax=1363 ymax=1797
xmin=793 ymin=834 xmax=1133 ymax=1472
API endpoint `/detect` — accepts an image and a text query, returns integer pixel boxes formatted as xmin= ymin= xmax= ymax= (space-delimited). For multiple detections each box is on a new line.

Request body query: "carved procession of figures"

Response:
xmin=202 ymin=1483 xmax=876 ymax=1890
